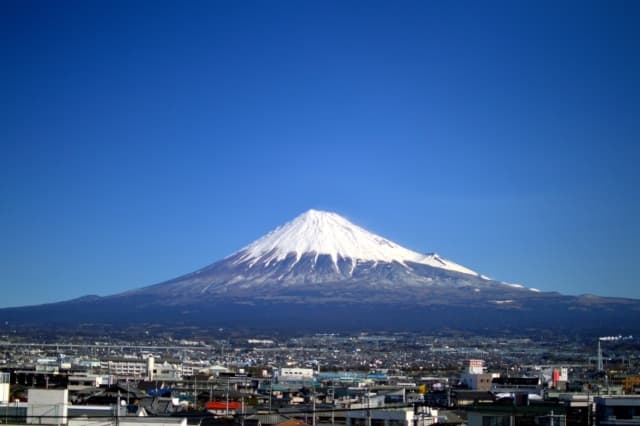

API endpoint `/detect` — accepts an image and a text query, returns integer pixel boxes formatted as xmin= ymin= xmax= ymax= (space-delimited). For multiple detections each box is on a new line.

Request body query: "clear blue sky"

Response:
xmin=1 ymin=1 xmax=639 ymax=308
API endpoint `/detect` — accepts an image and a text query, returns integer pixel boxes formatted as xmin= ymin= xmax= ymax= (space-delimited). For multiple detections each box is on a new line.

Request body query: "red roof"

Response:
xmin=204 ymin=401 xmax=243 ymax=410
xmin=276 ymin=419 xmax=311 ymax=426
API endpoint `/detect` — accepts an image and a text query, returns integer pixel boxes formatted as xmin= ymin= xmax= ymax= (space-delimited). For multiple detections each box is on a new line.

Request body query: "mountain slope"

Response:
xmin=1 ymin=209 xmax=639 ymax=334
xmin=121 ymin=209 xmax=525 ymax=301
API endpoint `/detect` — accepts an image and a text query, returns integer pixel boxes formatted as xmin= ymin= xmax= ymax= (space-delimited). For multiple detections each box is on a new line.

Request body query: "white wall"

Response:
xmin=27 ymin=389 xmax=68 ymax=425
xmin=0 ymin=383 xmax=9 ymax=403
xmin=279 ymin=367 xmax=314 ymax=381
xmin=68 ymin=418 xmax=187 ymax=426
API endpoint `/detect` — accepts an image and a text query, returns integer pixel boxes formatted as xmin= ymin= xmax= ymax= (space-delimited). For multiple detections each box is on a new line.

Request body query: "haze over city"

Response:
xmin=1 ymin=1 xmax=639 ymax=308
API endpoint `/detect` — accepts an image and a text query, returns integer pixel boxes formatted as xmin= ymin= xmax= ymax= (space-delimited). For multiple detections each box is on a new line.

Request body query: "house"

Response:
xmin=204 ymin=400 xmax=244 ymax=416
xmin=345 ymin=407 xmax=440 ymax=426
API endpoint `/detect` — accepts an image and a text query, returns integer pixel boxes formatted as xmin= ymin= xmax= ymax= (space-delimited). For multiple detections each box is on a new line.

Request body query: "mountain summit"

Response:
xmin=233 ymin=209 xmax=478 ymax=276
xmin=2 ymin=209 xmax=639 ymax=333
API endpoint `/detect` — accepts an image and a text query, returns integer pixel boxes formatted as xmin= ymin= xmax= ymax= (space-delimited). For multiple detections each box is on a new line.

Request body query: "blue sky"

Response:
xmin=1 ymin=1 xmax=639 ymax=307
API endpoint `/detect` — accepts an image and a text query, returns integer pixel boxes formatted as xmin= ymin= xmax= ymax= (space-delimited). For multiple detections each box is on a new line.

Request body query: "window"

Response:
xmin=483 ymin=415 xmax=511 ymax=426
xmin=613 ymin=407 xmax=632 ymax=420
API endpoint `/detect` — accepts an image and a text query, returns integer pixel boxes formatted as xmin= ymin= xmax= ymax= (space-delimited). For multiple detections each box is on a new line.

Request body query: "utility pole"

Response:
xmin=366 ymin=388 xmax=371 ymax=426
xmin=116 ymin=391 xmax=121 ymax=426
xmin=226 ymin=376 xmax=230 ymax=416
xmin=312 ymin=383 xmax=316 ymax=426
xmin=241 ymin=395 xmax=245 ymax=426
xmin=329 ymin=384 xmax=335 ymax=426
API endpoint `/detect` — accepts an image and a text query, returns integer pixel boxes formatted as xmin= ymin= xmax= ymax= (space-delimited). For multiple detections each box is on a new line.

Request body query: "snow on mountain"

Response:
xmin=231 ymin=209 xmax=479 ymax=276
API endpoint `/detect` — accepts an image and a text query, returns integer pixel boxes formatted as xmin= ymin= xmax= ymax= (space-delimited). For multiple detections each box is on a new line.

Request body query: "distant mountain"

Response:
xmin=2 ymin=209 xmax=639 ymax=334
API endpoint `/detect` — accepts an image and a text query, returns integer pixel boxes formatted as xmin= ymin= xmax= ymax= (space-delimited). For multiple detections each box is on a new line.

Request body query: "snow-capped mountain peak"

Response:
xmin=232 ymin=209 xmax=478 ymax=276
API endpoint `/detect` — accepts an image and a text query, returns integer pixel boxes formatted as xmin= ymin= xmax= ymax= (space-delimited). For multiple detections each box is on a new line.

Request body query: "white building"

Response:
xmin=467 ymin=359 xmax=484 ymax=374
xmin=346 ymin=407 xmax=439 ymax=426
xmin=460 ymin=359 xmax=498 ymax=391
xmin=101 ymin=359 xmax=148 ymax=377
xmin=26 ymin=389 xmax=68 ymax=425
xmin=68 ymin=417 xmax=188 ymax=426
xmin=278 ymin=367 xmax=314 ymax=382
xmin=0 ymin=372 xmax=9 ymax=403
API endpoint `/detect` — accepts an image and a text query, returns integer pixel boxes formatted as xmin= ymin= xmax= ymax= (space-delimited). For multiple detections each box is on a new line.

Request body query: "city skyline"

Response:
xmin=1 ymin=1 xmax=639 ymax=308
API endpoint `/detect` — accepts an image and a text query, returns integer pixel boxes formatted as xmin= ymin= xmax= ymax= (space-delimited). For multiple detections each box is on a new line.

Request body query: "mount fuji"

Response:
xmin=127 ymin=209 xmax=491 ymax=300
xmin=2 ymin=209 xmax=639 ymax=334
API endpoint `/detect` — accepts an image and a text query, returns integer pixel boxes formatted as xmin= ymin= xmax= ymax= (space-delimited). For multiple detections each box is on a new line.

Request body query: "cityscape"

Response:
xmin=1 ymin=328 xmax=639 ymax=426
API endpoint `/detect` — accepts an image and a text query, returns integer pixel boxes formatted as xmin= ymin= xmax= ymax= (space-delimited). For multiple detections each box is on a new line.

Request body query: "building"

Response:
xmin=26 ymin=388 xmax=68 ymax=425
xmin=491 ymin=377 xmax=541 ymax=397
xmin=595 ymin=396 xmax=640 ymax=426
xmin=346 ymin=407 xmax=439 ymax=426
xmin=460 ymin=360 xmax=498 ymax=392
xmin=67 ymin=417 xmax=188 ymax=426
xmin=278 ymin=368 xmax=314 ymax=383
xmin=0 ymin=372 xmax=9 ymax=403
xmin=101 ymin=358 xmax=148 ymax=377
xmin=622 ymin=376 xmax=640 ymax=394
xmin=204 ymin=400 xmax=243 ymax=416
xmin=467 ymin=403 xmax=568 ymax=426
xmin=541 ymin=368 xmax=569 ymax=391
xmin=68 ymin=373 xmax=112 ymax=391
